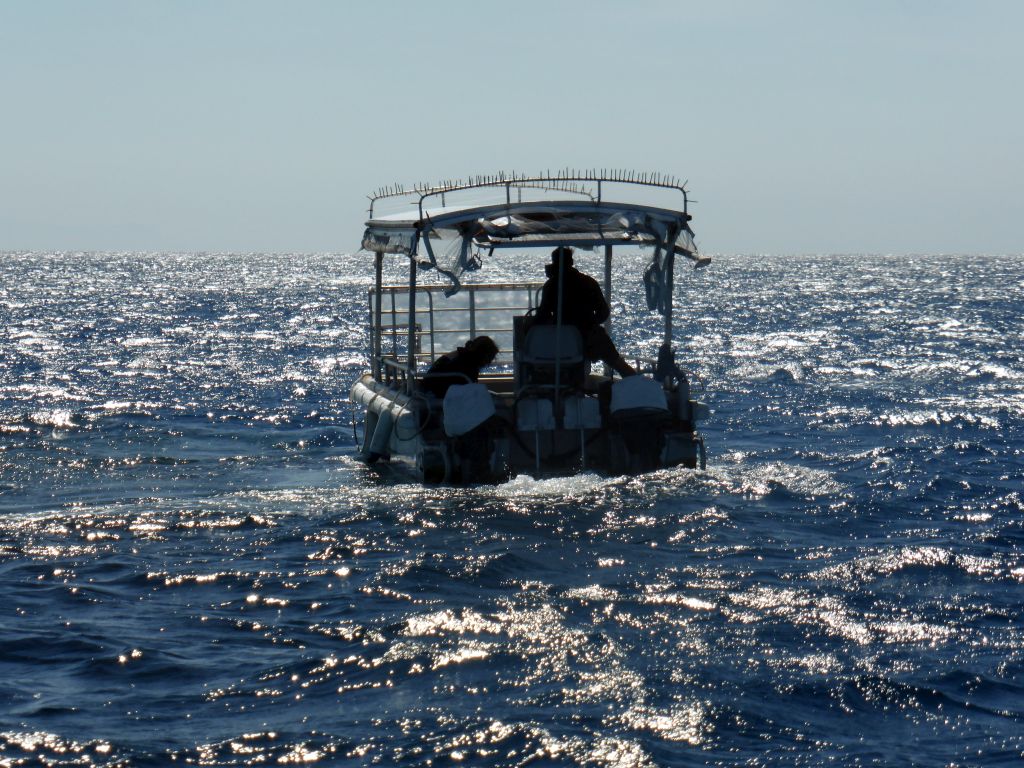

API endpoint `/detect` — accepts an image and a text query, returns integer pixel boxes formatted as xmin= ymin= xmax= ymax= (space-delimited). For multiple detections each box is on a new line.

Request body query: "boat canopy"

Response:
xmin=360 ymin=172 xmax=708 ymax=307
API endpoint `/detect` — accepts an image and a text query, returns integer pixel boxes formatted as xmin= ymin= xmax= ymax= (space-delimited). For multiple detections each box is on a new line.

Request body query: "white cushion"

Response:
xmin=610 ymin=376 xmax=668 ymax=413
xmin=443 ymin=383 xmax=496 ymax=436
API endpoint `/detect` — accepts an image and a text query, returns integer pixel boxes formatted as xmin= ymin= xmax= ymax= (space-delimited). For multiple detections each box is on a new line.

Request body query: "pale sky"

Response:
xmin=1 ymin=1 xmax=1021 ymax=255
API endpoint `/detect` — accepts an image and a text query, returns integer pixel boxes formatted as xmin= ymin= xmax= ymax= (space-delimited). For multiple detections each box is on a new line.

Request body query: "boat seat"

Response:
xmin=518 ymin=325 xmax=586 ymax=390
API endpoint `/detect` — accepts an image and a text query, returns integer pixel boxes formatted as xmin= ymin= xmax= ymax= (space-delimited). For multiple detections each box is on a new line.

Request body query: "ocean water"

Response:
xmin=1 ymin=251 xmax=1022 ymax=767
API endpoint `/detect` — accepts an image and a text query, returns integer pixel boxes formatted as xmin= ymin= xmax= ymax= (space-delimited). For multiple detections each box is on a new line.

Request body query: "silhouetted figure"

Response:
xmin=536 ymin=247 xmax=636 ymax=377
xmin=422 ymin=335 xmax=499 ymax=397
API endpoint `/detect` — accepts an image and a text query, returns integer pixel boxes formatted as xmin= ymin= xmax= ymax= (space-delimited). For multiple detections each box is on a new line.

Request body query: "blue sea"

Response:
xmin=1 ymin=251 xmax=1022 ymax=766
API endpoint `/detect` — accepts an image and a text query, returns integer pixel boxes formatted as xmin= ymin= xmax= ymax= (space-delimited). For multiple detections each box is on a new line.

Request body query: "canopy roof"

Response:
xmin=360 ymin=172 xmax=709 ymax=299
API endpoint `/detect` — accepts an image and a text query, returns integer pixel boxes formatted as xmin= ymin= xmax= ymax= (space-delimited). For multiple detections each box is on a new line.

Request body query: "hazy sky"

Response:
xmin=2 ymin=1 xmax=1021 ymax=254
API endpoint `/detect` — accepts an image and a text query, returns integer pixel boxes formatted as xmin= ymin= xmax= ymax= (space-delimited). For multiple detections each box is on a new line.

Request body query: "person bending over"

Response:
xmin=422 ymin=335 xmax=499 ymax=397
xmin=535 ymin=247 xmax=635 ymax=377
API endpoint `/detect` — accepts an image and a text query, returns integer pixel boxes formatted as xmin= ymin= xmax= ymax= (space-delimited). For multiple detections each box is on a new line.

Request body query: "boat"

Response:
xmin=350 ymin=170 xmax=710 ymax=483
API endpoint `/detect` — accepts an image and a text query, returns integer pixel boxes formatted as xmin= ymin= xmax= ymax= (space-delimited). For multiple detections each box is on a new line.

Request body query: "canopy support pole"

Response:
xmin=373 ymin=250 xmax=383 ymax=380
xmin=604 ymin=244 xmax=613 ymax=377
xmin=407 ymin=257 xmax=417 ymax=394
xmin=554 ymin=251 xmax=565 ymax=425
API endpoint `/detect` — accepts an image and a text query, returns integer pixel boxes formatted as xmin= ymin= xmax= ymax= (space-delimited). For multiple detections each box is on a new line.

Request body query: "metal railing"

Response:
xmin=367 ymin=282 xmax=543 ymax=388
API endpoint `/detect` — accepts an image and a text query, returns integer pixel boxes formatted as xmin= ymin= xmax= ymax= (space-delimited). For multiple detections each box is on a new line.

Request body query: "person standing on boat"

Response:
xmin=536 ymin=247 xmax=636 ymax=377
